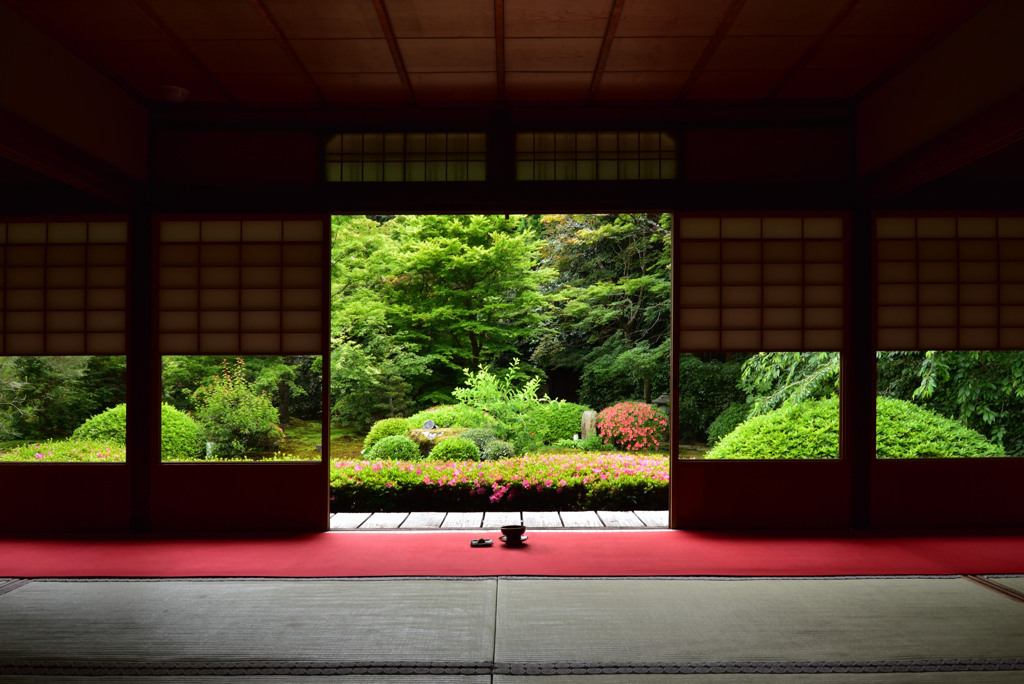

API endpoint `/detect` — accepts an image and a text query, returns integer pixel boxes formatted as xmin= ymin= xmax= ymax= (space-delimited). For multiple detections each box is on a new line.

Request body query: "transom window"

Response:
xmin=516 ymin=131 xmax=677 ymax=181
xmin=325 ymin=133 xmax=486 ymax=182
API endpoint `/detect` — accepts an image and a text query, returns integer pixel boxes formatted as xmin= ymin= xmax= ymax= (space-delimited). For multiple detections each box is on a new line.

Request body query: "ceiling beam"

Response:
xmin=124 ymin=0 xmax=238 ymax=103
xmin=5 ymin=0 xmax=150 ymax=106
xmin=676 ymin=0 xmax=748 ymax=101
xmin=246 ymin=0 xmax=327 ymax=106
xmin=862 ymin=88 xmax=1024 ymax=200
xmin=0 ymin=108 xmax=140 ymax=205
xmin=588 ymin=0 xmax=626 ymax=103
xmin=856 ymin=0 xmax=993 ymax=103
xmin=495 ymin=0 xmax=506 ymax=105
xmin=766 ymin=0 xmax=861 ymax=100
xmin=372 ymin=0 xmax=414 ymax=104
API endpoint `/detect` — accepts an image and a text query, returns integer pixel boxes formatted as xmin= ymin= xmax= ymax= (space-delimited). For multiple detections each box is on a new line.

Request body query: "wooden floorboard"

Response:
xmin=330 ymin=512 xmax=372 ymax=529
xmin=596 ymin=510 xmax=645 ymax=527
xmin=482 ymin=511 xmax=523 ymax=528
xmin=633 ymin=510 xmax=669 ymax=527
xmin=522 ymin=511 xmax=562 ymax=528
xmin=558 ymin=511 xmax=602 ymax=527
xmin=360 ymin=512 xmax=409 ymax=529
xmin=401 ymin=512 xmax=446 ymax=528
xmin=441 ymin=512 xmax=484 ymax=529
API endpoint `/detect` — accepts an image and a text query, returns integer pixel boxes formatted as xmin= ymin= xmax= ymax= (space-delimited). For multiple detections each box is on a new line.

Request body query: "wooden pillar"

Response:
xmin=843 ymin=208 xmax=875 ymax=529
xmin=668 ymin=212 xmax=680 ymax=529
xmin=127 ymin=210 xmax=156 ymax=533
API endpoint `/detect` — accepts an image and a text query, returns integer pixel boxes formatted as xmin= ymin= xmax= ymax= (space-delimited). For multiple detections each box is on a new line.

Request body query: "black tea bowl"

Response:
xmin=500 ymin=524 xmax=526 ymax=544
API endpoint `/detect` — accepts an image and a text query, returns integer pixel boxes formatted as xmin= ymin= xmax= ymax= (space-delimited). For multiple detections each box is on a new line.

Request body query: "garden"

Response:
xmin=0 ymin=215 xmax=1019 ymax=513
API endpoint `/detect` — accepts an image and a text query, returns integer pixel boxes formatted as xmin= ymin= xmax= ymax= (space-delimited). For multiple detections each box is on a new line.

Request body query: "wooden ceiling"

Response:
xmin=12 ymin=0 xmax=988 ymax=107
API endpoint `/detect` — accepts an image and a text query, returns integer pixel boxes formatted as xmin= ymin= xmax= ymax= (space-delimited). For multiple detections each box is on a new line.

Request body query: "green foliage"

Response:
xmin=706 ymin=402 xmax=750 ymax=447
xmin=597 ymin=402 xmax=668 ymax=451
xmin=429 ymin=437 xmax=480 ymax=461
xmin=72 ymin=403 xmax=204 ymax=459
xmin=482 ymin=439 xmax=515 ymax=460
xmin=706 ymin=398 xmax=839 ymax=460
xmin=406 ymin=404 xmax=493 ymax=429
xmin=192 ymin=358 xmax=282 ymax=458
xmin=463 ymin=427 xmax=497 ymax=452
xmin=677 ymin=355 xmax=747 ymax=442
xmin=364 ymin=417 xmax=411 ymax=452
xmin=530 ymin=401 xmax=590 ymax=443
xmin=875 ymin=397 xmax=1006 ymax=459
xmin=453 ymin=360 xmax=548 ymax=452
xmin=741 ymin=351 xmax=839 ymax=416
xmin=0 ymin=439 xmax=126 ymax=462
xmin=367 ymin=434 xmax=421 ymax=461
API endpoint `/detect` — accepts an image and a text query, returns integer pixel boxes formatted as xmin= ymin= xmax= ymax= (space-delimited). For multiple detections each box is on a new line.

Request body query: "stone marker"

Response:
xmin=581 ymin=410 xmax=597 ymax=440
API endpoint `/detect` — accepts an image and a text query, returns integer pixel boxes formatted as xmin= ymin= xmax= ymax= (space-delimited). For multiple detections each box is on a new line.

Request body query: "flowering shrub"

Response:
xmin=0 ymin=440 xmax=127 ymax=462
xmin=597 ymin=402 xmax=668 ymax=451
xmin=329 ymin=452 xmax=668 ymax=512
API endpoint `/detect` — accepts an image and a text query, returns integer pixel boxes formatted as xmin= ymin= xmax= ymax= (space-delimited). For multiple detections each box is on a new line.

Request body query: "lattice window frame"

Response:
xmin=675 ymin=215 xmax=847 ymax=353
xmin=0 ymin=218 xmax=129 ymax=356
xmin=516 ymin=131 xmax=677 ymax=181
xmin=876 ymin=215 xmax=1024 ymax=351
xmin=157 ymin=218 xmax=328 ymax=356
xmin=325 ymin=132 xmax=487 ymax=183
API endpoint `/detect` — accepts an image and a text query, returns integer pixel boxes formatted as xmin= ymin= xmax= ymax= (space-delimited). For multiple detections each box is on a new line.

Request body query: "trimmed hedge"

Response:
xmin=406 ymin=404 xmax=493 ymax=429
xmin=707 ymin=396 xmax=1005 ymax=460
xmin=72 ymin=403 xmax=204 ymax=459
xmin=330 ymin=453 xmax=668 ymax=512
xmin=706 ymin=402 xmax=750 ymax=447
xmin=462 ymin=427 xmax=497 ymax=452
xmin=364 ymin=417 xmax=411 ymax=452
xmin=483 ymin=439 xmax=515 ymax=460
xmin=532 ymin=401 xmax=590 ymax=443
xmin=430 ymin=437 xmax=480 ymax=461
xmin=367 ymin=435 xmax=420 ymax=461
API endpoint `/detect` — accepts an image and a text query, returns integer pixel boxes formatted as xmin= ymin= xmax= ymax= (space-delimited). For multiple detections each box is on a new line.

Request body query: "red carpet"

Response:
xmin=2 ymin=530 xmax=1024 ymax=577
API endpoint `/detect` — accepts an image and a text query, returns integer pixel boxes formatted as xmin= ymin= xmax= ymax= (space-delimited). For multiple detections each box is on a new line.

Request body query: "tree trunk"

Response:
xmin=643 ymin=377 xmax=651 ymax=404
xmin=277 ymin=381 xmax=291 ymax=426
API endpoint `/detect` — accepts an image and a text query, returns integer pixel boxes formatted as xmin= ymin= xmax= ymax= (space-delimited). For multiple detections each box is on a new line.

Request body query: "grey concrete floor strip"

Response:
xmin=359 ymin=512 xmax=408 ymax=529
xmin=441 ymin=512 xmax=483 ymax=528
xmin=522 ymin=511 xmax=561 ymax=528
xmin=0 ymin=580 xmax=497 ymax=662
xmin=329 ymin=512 xmax=371 ymax=529
xmin=558 ymin=511 xmax=602 ymax=527
xmin=596 ymin=510 xmax=645 ymax=527
xmin=494 ymin=578 xmax=1024 ymax=664
xmin=400 ymin=511 xmax=446 ymax=528
xmin=633 ymin=510 xmax=668 ymax=527
xmin=483 ymin=511 xmax=523 ymax=528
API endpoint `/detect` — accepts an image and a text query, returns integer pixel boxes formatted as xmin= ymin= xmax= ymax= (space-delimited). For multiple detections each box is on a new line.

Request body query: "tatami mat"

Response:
xmin=0 ymin=679 xmax=488 ymax=684
xmin=0 ymin=580 xmax=496 ymax=663
xmin=992 ymin=576 xmax=1024 ymax=593
xmin=493 ymin=578 xmax=1024 ymax=664
xmin=494 ymin=675 xmax=1024 ymax=683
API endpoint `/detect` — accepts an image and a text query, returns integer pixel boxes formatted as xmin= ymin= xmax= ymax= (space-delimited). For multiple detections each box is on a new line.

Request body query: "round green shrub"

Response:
xmin=429 ymin=437 xmax=480 ymax=461
xmin=462 ymin=427 xmax=497 ymax=452
xmin=364 ymin=417 xmax=411 ymax=452
xmin=531 ymin=401 xmax=590 ymax=443
xmin=367 ymin=435 xmax=420 ymax=461
xmin=707 ymin=396 xmax=1006 ymax=460
xmin=406 ymin=404 xmax=493 ymax=429
xmin=73 ymin=403 xmax=204 ymax=459
xmin=192 ymin=359 xmax=281 ymax=458
xmin=482 ymin=439 xmax=515 ymax=460
xmin=706 ymin=402 xmax=750 ymax=446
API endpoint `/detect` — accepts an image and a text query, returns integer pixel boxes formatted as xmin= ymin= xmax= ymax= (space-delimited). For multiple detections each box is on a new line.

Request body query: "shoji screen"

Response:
xmin=0 ymin=220 xmax=128 ymax=355
xmin=676 ymin=216 xmax=845 ymax=352
xmin=876 ymin=216 xmax=1024 ymax=350
xmin=158 ymin=219 xmax=325 ymax=355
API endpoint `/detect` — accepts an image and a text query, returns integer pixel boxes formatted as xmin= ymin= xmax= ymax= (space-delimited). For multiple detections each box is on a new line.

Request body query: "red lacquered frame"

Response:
xmin=148 ymin=214 xmax=331 ymax=533
xmin=670 ymin=212 xmax=853 ymax=530
xmin=870 ymin=211 xmax=1024 ymax=529
xmin=0 ymin=215 xmax=132 ymax=533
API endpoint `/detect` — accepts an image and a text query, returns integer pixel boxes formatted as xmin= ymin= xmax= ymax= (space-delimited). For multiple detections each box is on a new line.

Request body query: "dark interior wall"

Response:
xmin=684 ymin=127 xmax=853 ymax=184
xmin=0 ymin=4 xmax=149 ymax=180
xmin=152 ymin=130 xmax=320 ymax=186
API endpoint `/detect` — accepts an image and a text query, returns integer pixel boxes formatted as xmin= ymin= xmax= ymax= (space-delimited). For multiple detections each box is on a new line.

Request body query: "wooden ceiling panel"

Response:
xmin=291 ymin=40 xmax=397 ymax=73
xmin=409 ymin=72 xmax=498 ymax=101
xmin=707 ymin=36 xmax=817 ymax=71
xmin=776 ymin=68 xmax=879 ymax=98
xmin=262 ymin=0 xmax=384 ymax=39
xmin=616 ymin=0 xmax=735 ymax=37
xmin=835 ymin=0 xmax=976 ymax=37
xmin=505 ymin=0 xmax=612 ymax=37
xmin=505 ymin=38 xmax=603 ymax=72
xmin=119 ymin=71 xmax=227 ymax=101
xmin=218 ymin=73 xmax=319 ymax=102
xmin=506 ymin=72 xmax=592 ymax=100
xmin=605 ymin=37 xmax=708 ymax=72
xmin=79 ymin=40 xmax=197 ymax=74
xmin=596 ymin=71 xmax=689 ymax=100
xmin=185 ymin=40 xmax=297 ymax=73
xmin=688 ymin=69 xmax=787 ymax=99
xmin=399 ymin=39 xmax=496 ymax=72
xmin=729 ymin=0 xmax=853 ymax=36
xmin=25 ymin=0 xmax=164 ymax=40
xmin=145 ymin=0 xmax=271 ymax=40
xmin=387 ymin=0 xmax=494 ymax=38
xmin=807 ymin=36 xmax=917 ymax=71
xmin=311 ymin=72 xmax=407 ymax=101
